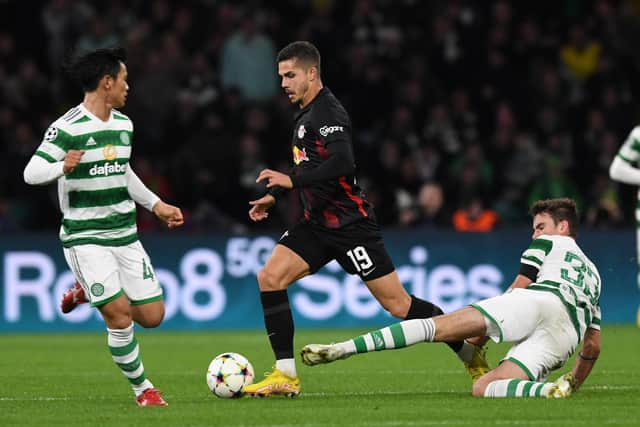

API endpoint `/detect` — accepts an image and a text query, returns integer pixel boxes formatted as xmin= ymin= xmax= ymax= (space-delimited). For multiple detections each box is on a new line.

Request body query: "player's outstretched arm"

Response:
xmin=249 ymin=194 xmax=275 ymax=222
xmin=571 ymin=327 xmax=600 ymax=390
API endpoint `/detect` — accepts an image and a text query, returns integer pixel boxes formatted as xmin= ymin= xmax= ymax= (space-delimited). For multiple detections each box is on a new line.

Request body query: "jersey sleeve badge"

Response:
xmin=43 ymin=126 xmax=58 ymax=142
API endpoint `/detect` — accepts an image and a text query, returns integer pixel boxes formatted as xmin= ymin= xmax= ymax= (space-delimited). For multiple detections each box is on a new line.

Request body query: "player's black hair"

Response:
xmin=277 ymin=41 xmax=321 ymax=75
xmin=529 ymin=198 xmax=579 ymax=238
xmin=65 ymin=47 xmax=126 ymax=92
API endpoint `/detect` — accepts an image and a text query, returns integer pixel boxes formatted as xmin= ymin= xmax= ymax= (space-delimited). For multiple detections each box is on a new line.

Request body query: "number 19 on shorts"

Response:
xmin=346 ymin=246 xmax=374 ymax=272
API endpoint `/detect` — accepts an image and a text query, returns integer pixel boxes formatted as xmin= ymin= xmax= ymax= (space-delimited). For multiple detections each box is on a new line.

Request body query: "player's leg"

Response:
xmin=363 ymin=272 xmax=488 ymax=379
xmin=109 ymin=241 xmax=167 ymax=405
xmin=302 ymin=306 xmax=486 ymax=363
xmin=331 ymin=218 xmax=489 ymax=380
xmin=130 ymin=300 xmax=164 ymax=328
xmin=99 ymin=296 xmax=167 ymax=406
xmin=244 ymin=244 xmax=310 ymax=397
xmin=474 ymin=289 xmax=578 ymax=398
xmin=477 ymin=361 xmax=576 ymax=398
xmin=246 ymin=223 xmax=330 ymax=397
xmin=116 ymin=241 xmax=164 ymax=328
xmin=63 ymin=244 xmax=165 ymax=406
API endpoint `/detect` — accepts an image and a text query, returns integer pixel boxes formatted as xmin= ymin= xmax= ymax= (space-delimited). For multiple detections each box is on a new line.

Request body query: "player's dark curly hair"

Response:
xmin=277 ymin=41 xmax=321 ymax=75
xmin=529 ymin=198 xmax=579 ymax=238
xmin=64 ymin=47 xmax=126 ymax=92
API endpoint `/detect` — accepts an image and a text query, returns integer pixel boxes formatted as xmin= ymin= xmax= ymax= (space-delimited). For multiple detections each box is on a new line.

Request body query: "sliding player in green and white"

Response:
xmin=23 ymin=48 xmax=184 ymax=406
xmin=302 ymin=198 xmax=601 ymax=398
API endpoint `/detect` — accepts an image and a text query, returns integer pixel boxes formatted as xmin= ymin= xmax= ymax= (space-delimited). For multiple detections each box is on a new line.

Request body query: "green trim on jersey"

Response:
xmin=35 ymin=150 xmax=57 ymax=163
xmin=61 ymin=233 xmax=138 ymax=248
xmin=522 ymin=255 xmax=543 ymax=267
xmin=529 ymin=238 xmax=552 ymax=255
xmin=65 ymin=158 xmax=129 ymax=180
xmin=62 ymin=210 xmax=137 ymax=234
xmin=69 ymin=187 xmax=130 ymax=208
xmin=113 ymin=113 xmax=129 ymax=120
xmin=631 ymin=138 xmax=640 ymax=153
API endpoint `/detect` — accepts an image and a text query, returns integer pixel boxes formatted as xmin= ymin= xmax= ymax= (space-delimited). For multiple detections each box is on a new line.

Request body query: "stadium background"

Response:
xmin=1 ymin=0 xmax=640 ymax=330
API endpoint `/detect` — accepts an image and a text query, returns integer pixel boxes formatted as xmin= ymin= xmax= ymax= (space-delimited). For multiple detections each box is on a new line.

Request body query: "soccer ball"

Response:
xmin=206 ymin=352 xmax=255 ymax=398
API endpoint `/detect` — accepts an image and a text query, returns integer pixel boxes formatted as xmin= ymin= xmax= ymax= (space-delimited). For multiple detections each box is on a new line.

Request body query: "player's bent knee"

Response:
xmin=104 ymin=316 xmax=134 ymax=330
xmin=257 ymin=268 xmax=287 ymax=291
xmin=135 ymin=308 xmax=164 ymax=328
xmin=381 ymin=296 xmax=411 ymax=319
xmin=139 ymin=317 xmax=162 ymax=328
xmin=472 ymin=375 xmax=491 ymax=397
xmin=472 ymin=382 xmax=487 ymax=397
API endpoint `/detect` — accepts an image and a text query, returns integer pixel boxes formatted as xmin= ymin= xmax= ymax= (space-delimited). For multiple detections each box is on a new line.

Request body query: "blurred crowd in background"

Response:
xmin=2 ymin=0 xmax=640 ymax=234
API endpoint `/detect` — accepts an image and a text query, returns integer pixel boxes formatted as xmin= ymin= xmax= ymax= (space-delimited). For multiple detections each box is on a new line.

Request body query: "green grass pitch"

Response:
xmin=1 ymin=326 xmax=638 ymax=426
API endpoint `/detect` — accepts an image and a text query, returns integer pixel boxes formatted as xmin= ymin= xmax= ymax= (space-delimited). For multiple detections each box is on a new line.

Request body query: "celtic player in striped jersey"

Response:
xmin=609 ymin=126 xmax=640 ymax=326
xmin=23 ymin=48 xmax=184 ymax=406
xmin=302 ymin=198 xmax=601 ymax=398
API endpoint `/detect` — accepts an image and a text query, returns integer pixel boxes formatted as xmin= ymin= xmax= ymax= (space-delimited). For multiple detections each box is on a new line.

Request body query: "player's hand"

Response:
xmin=63 ymin=149 xmax=85 ymax=174
xmin=152 ymin=201 xmax=184 ymax=229
xmin=249 ymin=194 xmax=276 ymax=222
xmin=256 ymin=169 xmax=293 ymax=189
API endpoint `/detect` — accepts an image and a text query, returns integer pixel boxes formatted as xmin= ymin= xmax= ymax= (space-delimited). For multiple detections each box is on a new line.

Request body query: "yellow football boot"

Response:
xmin=464 ymin=344 xmax=490 ymax=383
xmin=244 ymin=368 xmax=300 ymax=397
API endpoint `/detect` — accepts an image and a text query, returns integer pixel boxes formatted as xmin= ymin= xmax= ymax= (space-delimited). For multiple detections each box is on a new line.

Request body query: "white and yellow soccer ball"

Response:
xmin=206 ymin=352 xmax=255 ymax=398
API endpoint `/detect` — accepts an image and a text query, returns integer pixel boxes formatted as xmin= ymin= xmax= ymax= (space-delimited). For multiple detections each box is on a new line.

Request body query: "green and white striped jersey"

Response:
xmin=613 ymin=125 xmax=640 ymax=222
xmin=34 ymin=104 xmax=138 ymax=247
xmin=520 ymin=234 xmax=601 ymax=341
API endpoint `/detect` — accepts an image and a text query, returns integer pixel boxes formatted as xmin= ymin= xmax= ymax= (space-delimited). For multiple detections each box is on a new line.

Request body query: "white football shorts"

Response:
xmin=63 ymin=240 xmax=163 ymax=307
xmin=471 ymin=288 xmax=579 ymax=381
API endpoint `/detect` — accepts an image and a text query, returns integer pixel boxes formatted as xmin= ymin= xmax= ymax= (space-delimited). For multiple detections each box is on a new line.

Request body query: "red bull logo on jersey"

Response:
xmin=293 ymin=146 xmax=310 ymax=165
